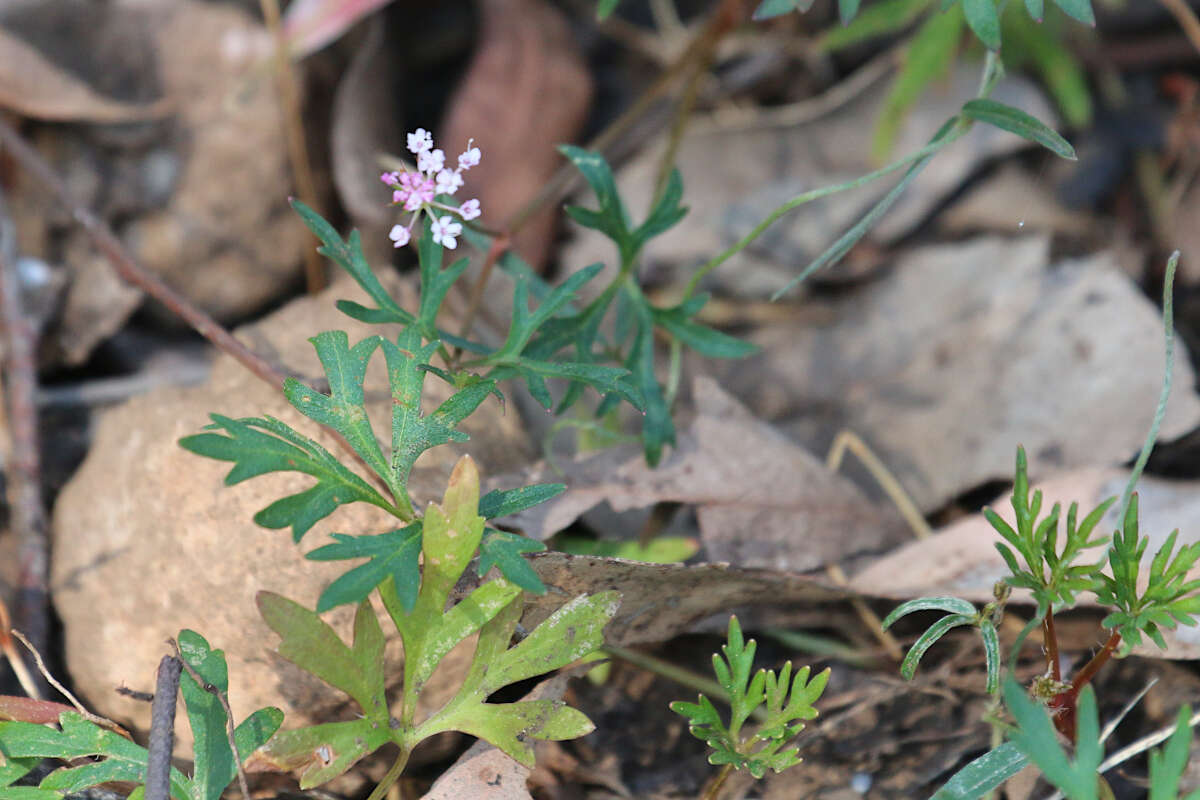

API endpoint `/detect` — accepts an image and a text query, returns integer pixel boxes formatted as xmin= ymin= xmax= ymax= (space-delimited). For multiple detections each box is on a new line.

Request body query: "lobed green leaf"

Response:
xmin=291 ymin=199 xmax=413 ymax=326
xmin=257 ymin=593 xmax=387 ymax=718
xmin=306 ymin=524 xmax=423 ymax=613
xmin=180 ymin=414 xmax=397 ymax=541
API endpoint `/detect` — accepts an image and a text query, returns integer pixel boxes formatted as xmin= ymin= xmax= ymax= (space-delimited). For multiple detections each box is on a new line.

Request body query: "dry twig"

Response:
xmin=0 ymin=188 xmax=48 ymax=684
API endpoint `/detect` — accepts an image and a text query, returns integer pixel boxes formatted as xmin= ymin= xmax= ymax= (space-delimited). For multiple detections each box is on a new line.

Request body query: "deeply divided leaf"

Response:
xmin=307 ymin=523 xmax=424 ymax=613
xmin=0 ymin=713 xmax=191 ymax=800
xmin=284 ymin=332 xmax=390 ymax=491
xmin=179 ymin=414 xmax=398 ymax=541
xmin=257 ymin=593 xmax=387 ymax=718
xmin=418 ymin=592 xmax=619 ymax=765
xmin=383 ymin=328 xmax=495 ymax=516
xmin=291 ymin=199 xmax=413 ymax=326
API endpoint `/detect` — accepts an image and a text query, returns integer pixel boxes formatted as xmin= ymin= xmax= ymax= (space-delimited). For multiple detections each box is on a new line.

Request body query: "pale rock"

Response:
xmin=51 ymin=273 xmax=534 ymax=746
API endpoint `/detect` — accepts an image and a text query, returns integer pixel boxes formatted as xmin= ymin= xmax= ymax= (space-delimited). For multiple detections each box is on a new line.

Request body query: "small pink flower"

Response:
xmin=399 ymin=173 xmax=434 ymax=211
xmin=417 ymin=148 xmax=445 ymax=174
xmin=386 ymin=130 xmax=484 ymax=251
xmin=436 ymin=169 xmax=464 ymax=195
xmin=458 ymin=140 xmax=481 ymax=170
xmin=389 ymin=224 xmax=411 ymax=248
xmin=430 ymin=215 xmax=462 ymax=249
xmin=407 ymin=128 xmax=432 ymax=154
xmin=458 ymin=199 xmax=481 ymax=220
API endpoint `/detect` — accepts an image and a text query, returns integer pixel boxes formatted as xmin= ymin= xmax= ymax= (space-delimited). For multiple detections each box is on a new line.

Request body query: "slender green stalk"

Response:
xmin=700 ymin=763 xmax=734 ymax=800
xmin=684 ymin=50 xmax=1007 ymax=301
xmin=606 ymin=645 xmax=727 ymax=704
xmin=365 ymin=748 xmax=412 ymax=800
xmin=681 ymin=131 xmax=964 ymax=299
xmin=1119 ymin=250 xmax=1179 ymax=519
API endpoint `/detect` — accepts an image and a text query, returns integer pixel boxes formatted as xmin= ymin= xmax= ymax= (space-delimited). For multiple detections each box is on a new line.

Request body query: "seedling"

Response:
xmin=671 ymin=616 xmax=829 ymax=794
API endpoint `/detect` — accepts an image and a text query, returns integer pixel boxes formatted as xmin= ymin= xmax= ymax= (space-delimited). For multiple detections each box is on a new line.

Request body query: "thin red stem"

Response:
xmin=1043 ymin=611 xmax=1061 ymax=681
xmin=1050 ymin=629 xmax=1122 ymax=741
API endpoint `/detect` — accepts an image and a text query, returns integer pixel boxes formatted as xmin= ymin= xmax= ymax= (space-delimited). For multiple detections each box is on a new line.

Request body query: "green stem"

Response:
xmin=603 ymin=645 xmax=768 ymax=723
xmin=683 ymin=49 xmax=1005 ymax=301
xmin=682 ymin=128 xmax=967 ymax=300
xmin=700 ymin=763 xmax=734 ymax=800
xmin=364 ymin=748 xmax=412 ymax=800
xmin=1119 ymin=250 xmax=1179 ymax=519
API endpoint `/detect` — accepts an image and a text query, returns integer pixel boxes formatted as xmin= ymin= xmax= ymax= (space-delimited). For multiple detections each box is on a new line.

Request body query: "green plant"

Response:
xmin=887 ymin=254 xmax=1200 ymax=797
xmin=670 ymin=616 xmax=830 ymax=792
xmin=0 ymin=631 xmax=281 ymax=800
xmin=167 ymin=128 xmax=762 ymax=795
xmin=248 ymin=456 xmax=619 ymax=794
xmin=761 ymin=0 xmax=1094 ymax=158
xmin=1000 ymin=678 xmax=1200 ymax=800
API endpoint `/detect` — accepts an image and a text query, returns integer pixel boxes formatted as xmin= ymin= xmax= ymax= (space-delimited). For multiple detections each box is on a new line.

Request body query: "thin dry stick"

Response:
xmin=0 ymin=597 xmax=40 ymax=699
xmin=0 ymin=121 xmax=398 ymax=499
xmin=1160 ymin=0 xmax=1200 ymax=54
xmin=0 ymin=120 xmax=290 ymax=390
xmin=824 ymin=429 xmax=937 ymax=662
xmin=653 ymin=28 xmax=714 ymax=201
xmin=694 ymin=44 xmax=899 ymax=134
xmin=10 ymin=630 xmax=131 ymax=738
xmin=453 ymin=232 xmax=511 ymax=351
xmin=258 ymin=0 xmax=326 ymax=293
xmin=826 ymin=430 xmax=933 ymax=540
xmin=172 ymin=638 xmax=250 ymax=800
xmin=503 ymin=0 xmax=742 ymax=236
xmin=0 ymin=197 xmax=49 ymax=679
xmin=145 ymin=656 xmax=182 ymax=800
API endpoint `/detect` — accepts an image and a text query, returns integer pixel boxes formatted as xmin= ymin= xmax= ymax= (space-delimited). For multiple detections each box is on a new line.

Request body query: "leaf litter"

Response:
xmin=15 ymin=1 xmax=1200 ymax=796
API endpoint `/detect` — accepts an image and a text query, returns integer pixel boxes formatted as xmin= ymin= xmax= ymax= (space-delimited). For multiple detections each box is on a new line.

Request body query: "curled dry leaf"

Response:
xmin=0 ymin=696 xmax=75 ymax=725
xmin=522 ymin=553 xmax=852 ymax=647
xmin=282 ymin=0 xmax=396 ymax=59
xmin=712 ymin=236 xmax=1200 ymax=512
xmin=495 ymin=376 xmax=908 ymax=573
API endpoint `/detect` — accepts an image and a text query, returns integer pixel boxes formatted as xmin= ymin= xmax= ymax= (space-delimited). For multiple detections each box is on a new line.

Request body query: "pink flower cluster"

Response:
xmin=382 ymin=128 xmax=481 ymax=250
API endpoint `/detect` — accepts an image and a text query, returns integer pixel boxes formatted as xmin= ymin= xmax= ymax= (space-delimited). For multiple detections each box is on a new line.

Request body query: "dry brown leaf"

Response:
xmin=522 ymin=553 xmax=852 ymax=646
xmin=0 ymin=25 xmax=168 ymax=122
xmin=852 ymin=468 xmax=1200 ymax=658
xmin=497 ymin=376 xmax=908 ymax=573
xmin=440 ymin=0 xmax=592 ymax=272
xmin=711 ymin=236 xmax=1200 ymax=512
xmin=421 ymin=739 xmax=532 ymax=800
